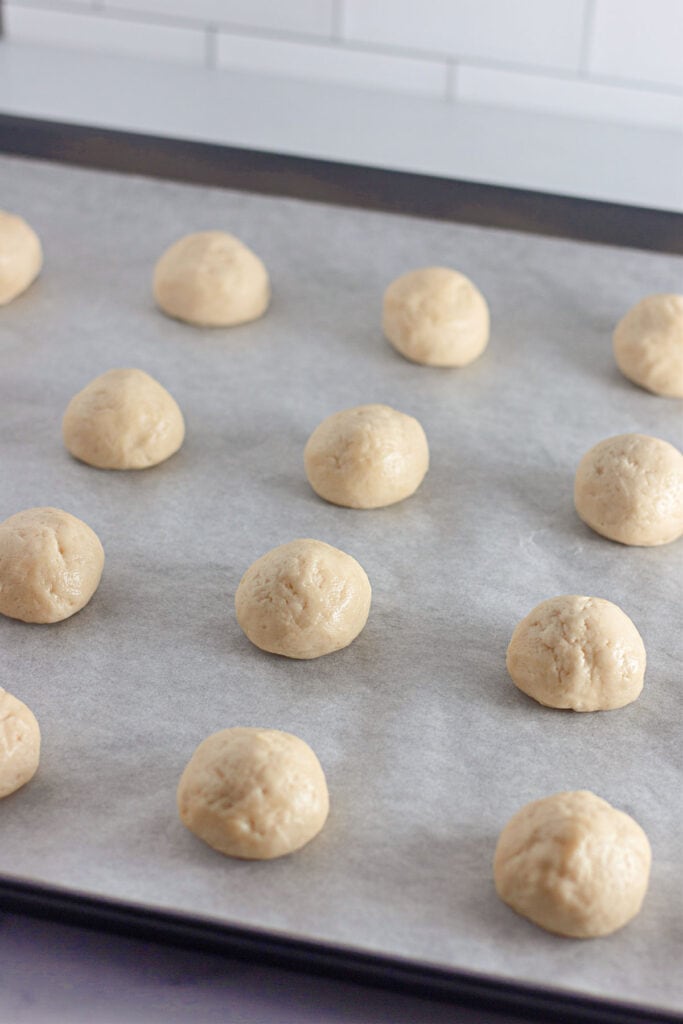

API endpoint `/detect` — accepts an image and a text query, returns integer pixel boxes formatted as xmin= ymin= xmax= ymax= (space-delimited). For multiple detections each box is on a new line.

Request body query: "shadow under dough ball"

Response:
xmin=235 ymin=539 xmax=371 ymax=659
xmin=177 ymin=727 xmax=329 ymax=860
xmin=153 ymin=230 xmax=270 ymax=327
xmin=0 ymin=507 xmax=104 ymax=623
xmin=574 ymin=433 xmax=683 ymax=546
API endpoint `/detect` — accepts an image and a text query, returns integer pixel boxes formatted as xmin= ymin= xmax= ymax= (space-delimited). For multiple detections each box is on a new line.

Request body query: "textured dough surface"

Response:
xmin=506 ymin=595 xmax=645 ymax=711
xmin=0 ymin=689 xmax=41 ymax=799
xmin=494 ymin=790 xmax=651 ymax=938
xmin=613 ymin=294 xmax=683 ymax=398
xmin=177 ymin=727 xmax=329 ymax=859
xmin=153 ymin=230 xmax=270 ymax=327
xmin=63 ymin=368 xmax=185 ymax=470
xmin=0 ymin=507 xmax=104 ymax=623
xmin=383 ymin=266 xmax=489 ymax=367
xmin=574 ymin=433 xmax=683 ymax=546
xmin=0 ymin=209 xmax=43 ymax=305
xmin=304 ymin=404 xmax=429 ymax=508
xmin=235 ymin=539 xmax=371 ymax=659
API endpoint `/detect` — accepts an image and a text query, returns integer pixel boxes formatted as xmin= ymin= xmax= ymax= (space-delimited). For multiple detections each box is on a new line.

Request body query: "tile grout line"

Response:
xmin=578 ymin=0 xmax=597 ymax=75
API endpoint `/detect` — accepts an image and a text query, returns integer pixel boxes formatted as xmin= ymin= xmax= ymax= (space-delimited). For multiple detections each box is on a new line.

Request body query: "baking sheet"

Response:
xmin=0 ymin=153 xmax=681 ymax=1014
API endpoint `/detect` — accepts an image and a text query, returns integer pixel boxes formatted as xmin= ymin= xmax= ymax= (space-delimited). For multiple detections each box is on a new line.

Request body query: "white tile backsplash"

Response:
xmin=2 ymin=0 xmax=683 ymax=132
xmin=216 ymin=32 xmax=448 ymax=97
xmin=4 ymin=5 xmax=207 ymax=63
xmin=588 ymin=0 xmax=683 ymax=90
xmin=342 ymin=0 xmax=587 ymax=71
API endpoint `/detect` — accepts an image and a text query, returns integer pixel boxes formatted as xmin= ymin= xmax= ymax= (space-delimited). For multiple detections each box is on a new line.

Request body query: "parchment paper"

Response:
xmin=0 ymin=154 xmax=681 ymax=1015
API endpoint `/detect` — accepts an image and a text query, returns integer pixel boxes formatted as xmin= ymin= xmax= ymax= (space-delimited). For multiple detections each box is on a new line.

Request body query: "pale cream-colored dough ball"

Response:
xmin=494 ymin=791 xmax=651 ymax=938
xmin=63 ymin=368 xmax=185 ymax=470
xmin=153 ymin=230 xmax=270 ymax=327
xmin=177 ymin=727 xmax=329 ymax=860
xmin=304 ymin=404 xmax=429 ymax=509
xmin=0 ymin=689 xmax=41 ymax=799
xmin=0 ymin=210 xmax=43 ymax=306
xmin=574 ymin=433 xmax=683 ymax=546
xmin=613 ymin=294 xmax=683 ymax=398
xmin=0 ymin=508 xmax=104 ymax=623
xmin=506 ymin=595 xmax=645 ymax=712
xmin=235 ymin=539 xmax=371 ymax=659
xmin=383 ymin=267 xmax=489 ymax=367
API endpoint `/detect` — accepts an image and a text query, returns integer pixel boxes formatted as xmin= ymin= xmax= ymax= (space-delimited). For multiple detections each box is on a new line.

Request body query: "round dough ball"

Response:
xmin=0 ymin=210 xmax=43 ymax=306
xmin=494 ymin=790 xmax=651 ymax=938
xmin=613 ymin=294 xmax=683 ymax=398
xmin=304 ymin=404 xmax=429 ymax=509
xmin=574 ymin=433 xmax=683 ymax=546
xmin=0 ymin=689 xmax=41 ymax=799
xmin=383 ymin=267 xmax=489 ymax=367
xmin=235 ymin=539 xmax=371 ymax=659
xmin=506 ymin=595 xmax=645 ymax=712
xmin=0 ymin=508 xmax=104 ymax=624
xmin=63 ymin=368 xmax=185 ymax=470
xmin=177 ymin=727 xmax=329 ymax=860
xmin=153 ymin=230 xmax=270 ymax=327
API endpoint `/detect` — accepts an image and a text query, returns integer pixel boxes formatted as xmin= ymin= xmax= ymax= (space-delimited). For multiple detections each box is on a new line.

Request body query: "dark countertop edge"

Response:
xmin=0 ymin=877 xmax=680 ymax=1024
xmin=0 ymin=113 xmax=681 ymax=255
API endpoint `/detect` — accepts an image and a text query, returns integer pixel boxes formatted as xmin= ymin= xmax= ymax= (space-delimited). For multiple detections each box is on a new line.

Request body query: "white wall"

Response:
xmin=3 ymin=0 xmax=683 ymax=131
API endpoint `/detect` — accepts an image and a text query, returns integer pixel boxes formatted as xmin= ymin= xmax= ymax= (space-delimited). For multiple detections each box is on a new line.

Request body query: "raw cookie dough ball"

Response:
xmin=0 ymin=210 xmax=43 ymax=306
xmin=494 ymin=791 xmax=651 ymax=938
xmin=0 ymin=689 xmax=41 ymax=799
xmin=383 ymin=267 xmax=489 ymax=367
xmin=153 ymin=230 xmax=270 ymax=327
xmin=613 ymin=294 xmax=683 ymax=398
xmin=574 ymin=433 xmax=683 ymax=546
xmin=177 ymin=727 xmax=329 ymax=860
xmin=0 ymin=508 xmax=104 ymax=623
xmin=235 ymin=539 xmax=371 ymax=659
xmin=506 ymin=595 xmax=645 ymax=711
xmin=63 ymin=368 xmax=185 ymax=470
xmin=304 ymin=404 xmax=429 ymax=509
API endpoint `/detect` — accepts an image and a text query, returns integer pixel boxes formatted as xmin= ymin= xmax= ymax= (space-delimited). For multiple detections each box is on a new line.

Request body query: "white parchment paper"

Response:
xmin=0 ymin=154 xmax=681 ymax=1014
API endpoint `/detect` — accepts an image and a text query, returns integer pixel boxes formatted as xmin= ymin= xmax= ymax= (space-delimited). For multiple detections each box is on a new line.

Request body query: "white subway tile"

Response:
xmin=458 ymin=64 xmax=683 ymax=130
xmin=343 ymin=0 xmax=586 ymax=71
xmin=588 ymin=0 xmax=683 ymax=90
xmin=102 ymin=0 xmax=335 ymax=36
xmin=216 ymin=32 xmax=448 ymax=97
xmin=4 ymin=5 xmax=207 ymax=64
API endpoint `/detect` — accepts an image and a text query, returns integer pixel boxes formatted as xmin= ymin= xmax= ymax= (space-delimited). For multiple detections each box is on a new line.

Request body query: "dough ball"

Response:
xmin=494 ymin=790 xmax=651 ymax=938
xmin=0 ymin=508 xmax=104 ymax=623
xmin=0 ymin=689 xmax=41 ymax=799
xmin=613 ymin=294 xmax=683 ymax=398
xmin=574 ymin=433 xmax=683 ymax=546
xmin=304 ymin=404 xmax=429 ymax=509
xmin=177 ymin=727 xmax=329 ymax=860
xmin=153 ymin=230 xmax=270 ymax=327
xmin=506 ymin=595 xmax=645 ymax=712
xmin=383 ymin=267 xmax=489 ymax=367
xmin=0 ymin=209 xmax=43 ymax=305
xmin=63 ymin=368 xmax=185 ymax=470
xmin=235 ymin=539 xmax=371 ymax=659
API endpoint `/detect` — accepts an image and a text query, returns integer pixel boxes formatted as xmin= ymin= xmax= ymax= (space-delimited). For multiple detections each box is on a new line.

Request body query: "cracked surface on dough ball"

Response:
xmin=613 ymin=294 xmax=683 ymax=398
xmin=63 ymin=368 xmax=185 ymax=470
xmin=177 ymin=727 xmax=329 ymax=860
xmin=304 ymin=403 xmax=429 ymax=508
xmin=0 ymin=689 xmax=41 ymax=799
xmin=235 ymin=539 xmax=371 ymax=659
xmin=0 ymin=507 xmax=104 ymax=623
xmin=382 ymin=266 xmax=489 ymax=367
xmin=153 ymin=230 xmax=270 ymax=327
xmin=506 ymin=595 xmax=645 ymax=711
xmin=0 ymin=209 xmax=42 ymax=305
xmin=574 ymin=433 xmax=683 ymax=546
xmin=494 ymin=790 xmax=651 ymax=938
